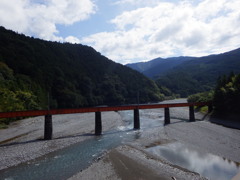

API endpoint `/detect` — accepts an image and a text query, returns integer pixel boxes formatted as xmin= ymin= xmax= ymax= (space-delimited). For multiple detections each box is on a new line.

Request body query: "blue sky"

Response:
xmin=57 ymin=0 xmax=117 ymax=38
xmin=0 ymin=0 xmax=240 ymax=64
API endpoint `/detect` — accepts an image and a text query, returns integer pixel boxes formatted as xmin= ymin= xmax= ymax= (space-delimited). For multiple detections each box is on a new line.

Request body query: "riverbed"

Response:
xmin=0 ymin=100 xmax=240 ymax=180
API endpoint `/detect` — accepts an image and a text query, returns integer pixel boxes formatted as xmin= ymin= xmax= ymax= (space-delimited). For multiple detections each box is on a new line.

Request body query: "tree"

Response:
xmin=213 ymin=73 xmax=240 ymax=114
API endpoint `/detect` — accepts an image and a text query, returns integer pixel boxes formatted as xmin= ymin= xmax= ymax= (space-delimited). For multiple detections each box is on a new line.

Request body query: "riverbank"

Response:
xmin=207 ymin=114 xmax=240 ymax=130
xmin=0 ymin=111 xmax=123 ymax=170
xmin=69 ymin=145 xmax=207 ymax=180
xmin=0 ymin=101 xmax=240 ymax=179
xmin=69 ymin=106 xmax=240 ymax=180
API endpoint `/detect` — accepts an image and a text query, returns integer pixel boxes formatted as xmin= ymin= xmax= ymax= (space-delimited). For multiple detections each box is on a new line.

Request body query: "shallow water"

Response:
xmin=1 ymin=107 xmax=239 ymax=180
xmin=146 ymin=142 xmax=240 ymax=180
xmin=0 ymin=131 xmax=133 ymax=180
xmin=0 ymin=110 xmax=164 ymax=180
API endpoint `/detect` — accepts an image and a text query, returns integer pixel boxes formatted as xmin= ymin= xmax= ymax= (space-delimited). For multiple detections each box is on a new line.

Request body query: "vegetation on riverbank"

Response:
xmin=187 ymin=91 xmax=214 ymax=103
xmin=187 ymin=73 xmax=240 ymax=118
xmin=213 ymin=73 xmax=240 ymax=115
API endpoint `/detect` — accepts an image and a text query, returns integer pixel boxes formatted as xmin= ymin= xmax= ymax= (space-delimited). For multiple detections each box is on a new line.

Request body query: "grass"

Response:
xmin=0 ymin=122 xmax=8 ymax=129
xmin=195 ymin=106 xmax=209 ymax=114
xmin=0 ymin=118 xmax=13 ymax=129
xmin=199 ymin=106 xmax=208 ymax=113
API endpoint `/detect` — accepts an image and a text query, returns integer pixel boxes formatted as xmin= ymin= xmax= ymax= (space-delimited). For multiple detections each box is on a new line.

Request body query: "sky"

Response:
xmin=0 ymin=0 xmax=240 ymax=64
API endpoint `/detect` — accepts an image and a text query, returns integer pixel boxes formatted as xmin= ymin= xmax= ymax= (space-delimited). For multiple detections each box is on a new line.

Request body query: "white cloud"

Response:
xmin=113 ymin=0 xmax=162 ymax=7
xmin=1 ymin=0 xmax=239 ymax=64
xmin=65 ymin=36 xmax=81 ymax=44
xmin=0 ymin=0 xmax=28 ymax=33
xmin=82 ymin=0 xmax=240 ymax=64
xmin=0 ymin=0 xmax=96 ymax=41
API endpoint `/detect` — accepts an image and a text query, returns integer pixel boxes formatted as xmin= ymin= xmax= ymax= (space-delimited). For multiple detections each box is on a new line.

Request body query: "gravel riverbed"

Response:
xmin=0 ymin=112 xmax=123 ymax=170
xmin=0 ymin=100 xmax=240 ymax=180
xmin=68 ymin=101 xmax=240 ymax=180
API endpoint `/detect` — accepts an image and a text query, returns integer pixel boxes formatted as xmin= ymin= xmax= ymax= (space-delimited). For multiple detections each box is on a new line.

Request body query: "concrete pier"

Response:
xmin=134 ymin=109 xmax=140 ymax=129
xmin=44 ymin=114 xmax=52 ymax=140
xmin=164 ymin=107 xmax=170 ymax=125
xmin=189 ymin=106 xmax=195 ymax=122
xmin=208 ymin=104 xmax=213 ymax=113
xmin=95 ymin=112 xmax=102 ymax=135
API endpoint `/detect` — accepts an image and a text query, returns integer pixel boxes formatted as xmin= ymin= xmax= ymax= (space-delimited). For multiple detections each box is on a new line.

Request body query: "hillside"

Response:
xmin=126 ymin=56 xmax=195 ymax=79
xmin=127 ymin=48 xmax=240 ymax=97
xmin=156 ymin=48 xmax=240 ymax=97
xmin=0 ymin=26 xmax=163 ymax=112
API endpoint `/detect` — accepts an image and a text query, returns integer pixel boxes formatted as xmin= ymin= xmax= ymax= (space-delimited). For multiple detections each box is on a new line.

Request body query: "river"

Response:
xmin=0 ymin=104 xmax=239 ymax=180
xmin=0 ymin=110 xmax=164 ymax=180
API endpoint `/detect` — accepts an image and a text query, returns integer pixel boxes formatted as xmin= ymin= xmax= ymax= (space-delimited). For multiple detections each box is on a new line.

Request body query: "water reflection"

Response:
xmin=146 ymin=142 xmax=240 ymax=180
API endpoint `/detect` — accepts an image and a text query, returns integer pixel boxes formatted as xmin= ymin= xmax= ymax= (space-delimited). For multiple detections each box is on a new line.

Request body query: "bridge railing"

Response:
xmin=0 ymin=102 xmax=212 ymax=140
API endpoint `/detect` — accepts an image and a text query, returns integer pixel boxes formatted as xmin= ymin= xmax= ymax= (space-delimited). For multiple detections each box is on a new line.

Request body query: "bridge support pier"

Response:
xmin=208 ymin=104 xmax=213 ymax=113
xmin=164 ymin=107 xmax=170 ymax=125
xmin=134 ymin=109 xmax=140 ymax=129
xmin=95 ymin=112 xmax=102 ymax=135
xmin=189 ymin=106 xmax=195 ymax=122
xmin=44 ymin=114 xmax=52 ymax=140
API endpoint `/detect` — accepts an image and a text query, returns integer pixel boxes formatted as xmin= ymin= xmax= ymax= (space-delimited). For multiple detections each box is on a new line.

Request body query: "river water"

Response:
xmin=0 ymin=110 xmax=163 ymax=180
xmin=0 ymin=109 xmax=239 ymax=180
xmin=146 ymin=142 xmax=240 ymax=180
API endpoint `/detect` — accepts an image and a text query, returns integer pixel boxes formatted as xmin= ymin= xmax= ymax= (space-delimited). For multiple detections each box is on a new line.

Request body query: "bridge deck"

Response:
xmin=0 ymin=102 xmax=210 ymax=118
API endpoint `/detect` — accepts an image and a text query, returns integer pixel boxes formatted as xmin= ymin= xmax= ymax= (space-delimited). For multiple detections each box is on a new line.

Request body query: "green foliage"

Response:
xmin=0 ymin=26 xmax=163 ymax=114
xmin=187 ymin=91 xmax=214 ymax=103
xmin=0 ymin=62 xmax=41 ymax=112
xmin=15 ymin=91 xmax=40 ymax=110
xmin=156 ymin=72 xmax=205 ymax=97
xmin=187 ymin=73 xmax=240 ymax=117
xmin=0 ymin=62 xmax=41 ymax=127
xmin=0 ymin=123 xmax=8 ymax=129
xmin=198 ymin=106 xmax=208 ymax=114
xmin=154 ymin=48 xmax=240 ymax=97
xmin=187 ymin=91 xmax=214 ymax=114
xmin=158 ymin=85 xmax=179 ymax=99
xmin=213 ymin=73 xmax=240 ymax=114
xmin=158 ymin=86 xmax=172 ymax=96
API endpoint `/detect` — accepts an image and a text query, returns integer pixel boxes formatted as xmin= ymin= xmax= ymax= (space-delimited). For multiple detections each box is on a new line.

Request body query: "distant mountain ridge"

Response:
xmin=127 ymin=48 xmax=240 ymax=97
xmin=126 ymin=56 xmax=196 ymax=78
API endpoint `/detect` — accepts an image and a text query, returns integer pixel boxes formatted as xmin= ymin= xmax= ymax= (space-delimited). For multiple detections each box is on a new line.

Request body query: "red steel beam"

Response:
xmin=0 ymin=102 xmax=211 ymax=118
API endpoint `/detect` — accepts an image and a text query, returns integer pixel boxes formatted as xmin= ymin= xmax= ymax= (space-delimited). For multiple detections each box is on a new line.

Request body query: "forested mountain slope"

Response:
xmin=155 ymin=48 xmax=240 ymax=97
xmin=0 ymin=26 xmax=163 ymax=112
xmin=127 ymin=48 xmax=240 ymax=97
xmin=126 ymin=56 xmax=195 ymax=79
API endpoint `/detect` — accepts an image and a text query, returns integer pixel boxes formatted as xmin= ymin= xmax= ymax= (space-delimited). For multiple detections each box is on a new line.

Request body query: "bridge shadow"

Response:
xmin=0 ymin=128 xmax=137 ymax=148
xmin=0 ymin=113 xmax=211 ymax=147
xmin=167 ymin=118 xmax=188 ymax=125
xmin=0 ymin=133 xmax=95 ymax=147
xmin=166 ymin=113 xmax=209 ymax=125
xmin=0 ymin=139 xmax=42 ymax=147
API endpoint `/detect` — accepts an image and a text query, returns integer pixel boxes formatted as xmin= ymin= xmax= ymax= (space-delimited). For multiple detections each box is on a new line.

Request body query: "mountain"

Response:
xmin=127 ymin=48 xmax=240 ymax=97
xmin=0 ymin=26 xmax=163 ymax=112
xmin=126 ymin=57 xmax=195 ymax=79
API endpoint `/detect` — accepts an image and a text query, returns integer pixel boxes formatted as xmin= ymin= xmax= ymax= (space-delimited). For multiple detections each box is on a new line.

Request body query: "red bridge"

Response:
xmin=0 ymin=102 xmax=212 ymax=140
